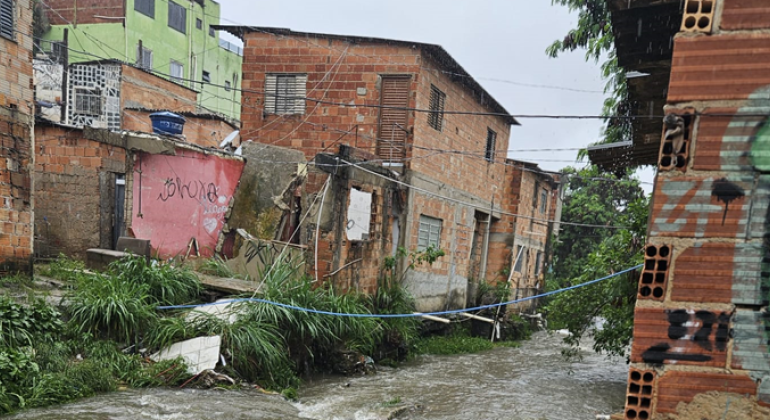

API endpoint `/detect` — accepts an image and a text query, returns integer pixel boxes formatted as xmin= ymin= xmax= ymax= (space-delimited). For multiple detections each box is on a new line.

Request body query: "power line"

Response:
xmin=156 ymin=264 xmax=644 ymax=315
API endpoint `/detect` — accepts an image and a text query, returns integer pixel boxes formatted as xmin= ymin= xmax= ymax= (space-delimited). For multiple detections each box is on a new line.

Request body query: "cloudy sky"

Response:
xmin=219 ymin=0 xmax=654 ymax=185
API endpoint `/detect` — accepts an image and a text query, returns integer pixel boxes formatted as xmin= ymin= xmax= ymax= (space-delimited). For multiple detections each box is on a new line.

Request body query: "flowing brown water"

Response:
xmin=7 ymin=332 xmax=627 ymax=420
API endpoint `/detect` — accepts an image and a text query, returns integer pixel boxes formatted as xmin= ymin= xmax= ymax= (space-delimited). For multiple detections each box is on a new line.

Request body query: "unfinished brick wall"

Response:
xmin=121 ymin=65 xmax=199 ymax=114
xmin=123 ymin=109 xmax=236 ymax=149
xmin=240 ymin=32 xmax=421 ymax=160
xmin=624 ymin=2 xmax=770 ymax=417
xmin=34 ymin=124 xmax=127 ymax=259
xmin=0 ymin=0 xmax=35 ymax=272
xmin=43 ymin=0 xmax=125 ymax=26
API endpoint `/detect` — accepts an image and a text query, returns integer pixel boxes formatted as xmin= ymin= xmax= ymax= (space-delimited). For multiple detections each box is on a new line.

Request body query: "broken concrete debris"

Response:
xmin=150 ymin=335 xmax=222 ymax=375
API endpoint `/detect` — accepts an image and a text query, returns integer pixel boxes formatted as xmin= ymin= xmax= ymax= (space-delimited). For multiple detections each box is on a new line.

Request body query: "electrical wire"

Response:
xmin=156 ymin=263 xmax=644 ymax=315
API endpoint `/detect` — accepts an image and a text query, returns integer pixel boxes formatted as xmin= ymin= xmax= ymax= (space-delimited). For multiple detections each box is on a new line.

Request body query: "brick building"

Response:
xmin=0 ymin=0 xmax=34 ymax=272
xmin=33 ymin=60 xmax=243 ymax=259
xmin=39 ymin=0 xmax=242 ymax=120
xmin=487 ymin=159 xmax=561 ymax=312
xmin=592 ymin=0 xmax=770 ymax=417
xmin=221 ymin=26 xmax=524 ymax=311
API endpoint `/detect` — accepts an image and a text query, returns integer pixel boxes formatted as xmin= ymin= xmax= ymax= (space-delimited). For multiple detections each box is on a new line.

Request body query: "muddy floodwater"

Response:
xmin=7 ymin=331 xmax=628 ymax=420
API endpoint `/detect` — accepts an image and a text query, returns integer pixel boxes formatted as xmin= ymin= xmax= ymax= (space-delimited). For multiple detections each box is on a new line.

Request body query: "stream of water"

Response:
xmin=7 ymin=331 xmax=628 ymax=420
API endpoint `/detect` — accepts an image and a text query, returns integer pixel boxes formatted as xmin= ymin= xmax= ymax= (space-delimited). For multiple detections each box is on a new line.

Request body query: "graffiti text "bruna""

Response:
xmin=158 ymin=178 xmax=219 ymax=203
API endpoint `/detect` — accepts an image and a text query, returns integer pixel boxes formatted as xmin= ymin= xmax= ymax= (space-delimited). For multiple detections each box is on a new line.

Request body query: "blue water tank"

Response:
xmin=149 ymin=112 xmax=186 ymax=136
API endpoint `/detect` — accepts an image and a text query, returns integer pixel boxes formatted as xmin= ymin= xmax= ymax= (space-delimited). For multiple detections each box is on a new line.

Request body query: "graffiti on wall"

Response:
xmin=225 ymin=236 xmax=306 ymax=281
xmin=132 ymin=150 xmax=244 ymax=258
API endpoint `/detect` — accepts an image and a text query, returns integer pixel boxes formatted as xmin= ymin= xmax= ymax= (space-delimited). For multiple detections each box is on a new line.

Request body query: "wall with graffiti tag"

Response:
xmin=131 ymin=149 xmax=244 ymax=259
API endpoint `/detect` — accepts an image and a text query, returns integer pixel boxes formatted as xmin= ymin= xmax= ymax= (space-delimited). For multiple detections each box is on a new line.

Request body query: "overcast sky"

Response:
xmin=219 ymin=0 xmax=655 ymax=185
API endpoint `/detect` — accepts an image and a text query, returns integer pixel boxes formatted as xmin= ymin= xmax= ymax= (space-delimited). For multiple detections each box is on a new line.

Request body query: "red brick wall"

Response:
xmin=621 ymin=2 xmax=770 ymax=418
xmin=411 ymin=55 xmax=511 ymax=207
xmin=0 ymin=0 xmax=34 ymax=272
xmin=44 ymin=0 xmax=125 ymax=26
xmin=34 ymin=125 xmax=127 ymax=258
xmin=240 ymin=32 xmax=421 ymax=161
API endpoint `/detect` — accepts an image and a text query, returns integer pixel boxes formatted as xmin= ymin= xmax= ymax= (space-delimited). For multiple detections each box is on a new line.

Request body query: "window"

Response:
xmin=51 ymin=41 xmax=67 ymax=64
xmin=540 ymin=189 xmax=548 ymax=214
xmin=418 ymin=215 xmax=442 ymax=250
xmin=514 ymin=246 xmax=525 ymax=273
xmin=195 ymin=18 xmax=202 ymax=30
xmin=136 ymin=44 xmax=153 ymax=70
xmin=74 ymin=88 xmax=102 ymax=116
xmin=427 ymin=85 xmax=445 ymax=131
xmin=202 ymin=70 xmax=210 ymax=83
xmin=485 ymin=128 xmax=497 ymax=163
xmin=535 ymin=251 xmax=544 ymax=276
xmin=224 ymin=81 xmax=231 ymax=91
xmin=134 ymin=0 xmax=154 ymax=18
xmin=209 ymin=26 xmax=215 ymax=37
xmin=0 ymin=0 xmax=15 ymax=40
xmin=264 ymin=73 xmax=307 ymax=115
xmin=170 ymin=60 xmax=183 ymax=82
xmin=168 ymin=1 xmax=186 ymax=34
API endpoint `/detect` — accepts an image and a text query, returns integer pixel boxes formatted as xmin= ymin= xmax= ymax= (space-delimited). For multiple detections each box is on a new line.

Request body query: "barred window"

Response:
xmin=168 ymin=1 xmax=186 ymax=34
xmin=134 ymin=0 xmax=154 ymax=18
xmin=264 ymin=74 xmax=307 ymax=115
xmin=427 ymin=85 xmax=445 ymax=131
xmin=485 ymin=128 xmax=497 ymax=162
xmin=74 ymin=88 xmax=102 ymax=116
xmin=540 ymin=189 xmax=548 ymax=214
xmin=0 ymin=0 xmax=14 ymax=40
xmin=418 ymin=215 xmax=442 ymax=250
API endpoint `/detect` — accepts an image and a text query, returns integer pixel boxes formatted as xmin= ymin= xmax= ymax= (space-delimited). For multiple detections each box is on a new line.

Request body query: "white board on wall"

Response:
xmin=347 ymin=189 xmax=372 ymax=241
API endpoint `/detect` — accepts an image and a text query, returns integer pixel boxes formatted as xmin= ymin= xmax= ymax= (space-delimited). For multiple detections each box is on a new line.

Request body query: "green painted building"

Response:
xmin=41 ymin=0 xmax=242 ymax=120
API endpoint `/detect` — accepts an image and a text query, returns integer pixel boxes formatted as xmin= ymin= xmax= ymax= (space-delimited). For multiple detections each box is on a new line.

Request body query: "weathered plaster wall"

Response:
xmin=131 ymin=148 xmax=244 ymax=259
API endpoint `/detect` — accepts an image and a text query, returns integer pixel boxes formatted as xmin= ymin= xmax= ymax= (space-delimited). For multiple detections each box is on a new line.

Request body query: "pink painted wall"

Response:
xmin=132 ymin=149 xmax=244 ymax=258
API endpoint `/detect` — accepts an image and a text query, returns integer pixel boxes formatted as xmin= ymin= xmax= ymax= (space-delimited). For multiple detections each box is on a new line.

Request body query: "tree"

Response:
xmin=547 ymin=0 xmax=631 ymax=154
xmin=545 ymin=165 xmax=647 ymax=358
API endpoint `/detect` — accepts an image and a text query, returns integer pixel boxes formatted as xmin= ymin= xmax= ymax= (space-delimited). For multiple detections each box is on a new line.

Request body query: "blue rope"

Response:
xmin=157 ymin=264 xmax=643 ymax=317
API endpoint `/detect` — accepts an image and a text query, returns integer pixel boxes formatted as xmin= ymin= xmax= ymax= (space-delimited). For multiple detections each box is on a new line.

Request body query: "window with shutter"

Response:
xmin=0 ymin=0 xmax=14 ymax=40
xmin=485 ymin=128 xmax=497 ymax=162
xmin=135 ymin=0 xmax=155 ymax=18
xmin=418 ymin=215 xmax=442 ymax=250
xmin=377 ymin=75 xmax=410 ymax=162
xmin=264 ymin=74 xmax=307 ymax=115
xmin=427 ymin=85 xmax=445 ymax=131
xmin=168 ymin=1 xmax=186 ymax=34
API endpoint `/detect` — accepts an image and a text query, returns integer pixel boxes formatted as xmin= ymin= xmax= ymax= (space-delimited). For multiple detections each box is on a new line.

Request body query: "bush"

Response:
xmin=66 ymin=272 xmax=156 ymax=344
xmin=109 ymin=256 xmax=202 ymax=307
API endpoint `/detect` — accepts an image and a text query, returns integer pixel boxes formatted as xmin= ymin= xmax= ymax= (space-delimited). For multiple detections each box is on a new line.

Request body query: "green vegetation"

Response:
xmin=197 ymin=255 xmax=245 ymax=280
xmin=547 ymin=0 xmax=629 ymax=154
xmin=413 ymin=327 xmax=521 ymax=356
xmin=544 ymin=166 xmax=647 ymax=358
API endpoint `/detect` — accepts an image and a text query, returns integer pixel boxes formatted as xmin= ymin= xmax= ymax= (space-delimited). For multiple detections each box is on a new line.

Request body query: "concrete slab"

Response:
xmin=151 ymin=335 xmax=222 ymax=375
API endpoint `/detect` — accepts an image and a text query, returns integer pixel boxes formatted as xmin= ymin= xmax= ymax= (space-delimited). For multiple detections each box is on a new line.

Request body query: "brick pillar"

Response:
xmin=623 ymin=1 xmax=770 ymax=418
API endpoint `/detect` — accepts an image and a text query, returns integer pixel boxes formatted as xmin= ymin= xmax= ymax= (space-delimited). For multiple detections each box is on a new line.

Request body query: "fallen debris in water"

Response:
xmin=151 ymin=335 xmax=222 ymax=375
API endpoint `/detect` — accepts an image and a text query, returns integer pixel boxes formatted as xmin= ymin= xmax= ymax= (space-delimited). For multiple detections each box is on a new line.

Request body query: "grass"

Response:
xmin=197 ymin=255 xmax=246 ymax=280
xmin=412 ymin=327 xmax=521 ymax=356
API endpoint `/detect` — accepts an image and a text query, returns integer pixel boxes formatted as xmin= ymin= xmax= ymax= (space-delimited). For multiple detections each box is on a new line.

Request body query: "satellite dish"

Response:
xmin=219 ymin=130 xmax=239 ymax=148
